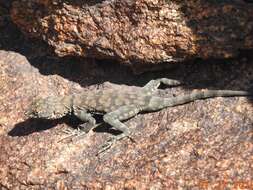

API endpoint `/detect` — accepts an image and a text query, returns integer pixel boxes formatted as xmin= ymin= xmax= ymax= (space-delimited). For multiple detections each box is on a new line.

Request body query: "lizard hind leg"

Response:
xmin=99 ymin=105 xmax=141 ymax=154
xmin=142 ymin=78 xmax=182 ymax=94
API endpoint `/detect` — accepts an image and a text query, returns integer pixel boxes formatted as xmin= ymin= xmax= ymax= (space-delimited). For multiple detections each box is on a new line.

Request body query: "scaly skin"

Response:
xmin=26 ymin=78 xmax=252 ymax=153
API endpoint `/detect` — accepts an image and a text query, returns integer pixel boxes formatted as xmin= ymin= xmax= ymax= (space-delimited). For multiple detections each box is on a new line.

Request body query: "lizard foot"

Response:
xmin=62 ymin=127 xmax=86 ymax=136
xmin=59 ymin=123 xmax=102 ymax=142
xmin=58 ymin=127 xmax=87 ymax=142
xmin=97 ymin=138 xmax=116 ymax=155
xmin=97 ymin=133 xmax=134 ymax=155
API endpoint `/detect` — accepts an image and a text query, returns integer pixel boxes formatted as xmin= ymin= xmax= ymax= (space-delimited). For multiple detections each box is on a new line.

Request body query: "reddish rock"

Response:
xmin=10 ymin=0 xmax=253 ymax=73
xmin=0 ymin=50 xmax=253 ymax=189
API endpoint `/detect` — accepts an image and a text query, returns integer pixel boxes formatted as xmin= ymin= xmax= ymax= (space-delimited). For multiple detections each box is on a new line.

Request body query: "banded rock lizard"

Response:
xmin=26 ymin=78 xmax=252 ymax=152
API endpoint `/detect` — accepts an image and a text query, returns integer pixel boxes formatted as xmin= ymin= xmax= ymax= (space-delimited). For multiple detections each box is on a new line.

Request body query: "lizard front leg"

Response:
xmin=74 ymin=109 xmax=96 ymax=133
xmin=99 ymin=105 xmax=141 ymax=154
xmin=142 ymin=78 xmax=182 ymax=94
xmin=64 ymin=108 xmax=96 ymax=134
xmin=60 ymin=109 xmax=97 ymax=141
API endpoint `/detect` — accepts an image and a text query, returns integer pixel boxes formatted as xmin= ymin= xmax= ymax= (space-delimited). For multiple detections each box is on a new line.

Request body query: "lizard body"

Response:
xmin=26 ymin=78 xmax=252 ymax=152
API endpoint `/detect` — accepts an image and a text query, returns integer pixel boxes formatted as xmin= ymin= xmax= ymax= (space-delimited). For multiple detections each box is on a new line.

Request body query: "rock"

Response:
xmin=10 ymin=0 xmax=253 ymax=73
xmin=0 ymin=50 xmax=253 ymax=189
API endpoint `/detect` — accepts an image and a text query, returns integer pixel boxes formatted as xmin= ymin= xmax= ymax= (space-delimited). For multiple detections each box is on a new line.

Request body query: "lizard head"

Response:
xmin=26 ymin=96 xmax=71 ymax=119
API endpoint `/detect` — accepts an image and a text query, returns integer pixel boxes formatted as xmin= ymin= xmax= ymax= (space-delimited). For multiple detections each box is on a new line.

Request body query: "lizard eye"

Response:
xmin=25 ymin=108 xmax=37 ymax=118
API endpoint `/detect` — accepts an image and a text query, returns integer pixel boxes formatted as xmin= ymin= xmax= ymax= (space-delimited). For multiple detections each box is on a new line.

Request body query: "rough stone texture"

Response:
xmin=1 ymin=2 xmax=253 ymax=189
xmin=0 ymin=48 xmax=253 ymax=189
xmin=10 ymin=0 xmax=253 ymax=73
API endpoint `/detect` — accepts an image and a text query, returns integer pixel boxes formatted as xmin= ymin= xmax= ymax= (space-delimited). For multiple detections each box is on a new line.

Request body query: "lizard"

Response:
xmin=26 ymin=78 xmax=252 ymax=153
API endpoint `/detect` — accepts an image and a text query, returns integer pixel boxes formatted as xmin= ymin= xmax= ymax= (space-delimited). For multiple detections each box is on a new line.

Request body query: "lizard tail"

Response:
xmin=147 ymin=90 xmax=251 ymax=111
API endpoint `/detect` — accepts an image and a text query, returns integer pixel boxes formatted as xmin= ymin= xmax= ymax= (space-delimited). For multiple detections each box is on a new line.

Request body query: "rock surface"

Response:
xmin=0 ymin=49 xmax=253 ymax=189
xmin=1 ymin=1 xmax=253 ymax=189
xmin=10 ymin=0 xmax=253 ymax=72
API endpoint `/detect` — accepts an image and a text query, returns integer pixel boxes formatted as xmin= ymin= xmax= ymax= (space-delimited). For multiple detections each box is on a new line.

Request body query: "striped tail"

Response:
xmin=147 ymin=90 xmax=251 ymax=111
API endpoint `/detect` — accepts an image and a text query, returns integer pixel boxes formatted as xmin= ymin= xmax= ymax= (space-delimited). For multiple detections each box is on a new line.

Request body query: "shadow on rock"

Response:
xmin=9 ymin=116 xmax=84 ymax=137
xmin=10 ymin=115 xmax=122 ymax=137
xmin=8 ymin=118 xmax=63 ymax=137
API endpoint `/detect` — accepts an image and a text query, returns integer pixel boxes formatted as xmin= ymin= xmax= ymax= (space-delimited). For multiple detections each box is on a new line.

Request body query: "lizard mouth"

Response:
xmin=24 ymin=109 xmax=38 ymax=118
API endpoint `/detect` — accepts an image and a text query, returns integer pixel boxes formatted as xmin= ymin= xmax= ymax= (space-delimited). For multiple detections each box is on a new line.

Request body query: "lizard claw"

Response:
xmin=97 ymin=133 xmax=134 ymax=155
xmin=59 ymin=123 xmax=103 ymax=143
xmin=128 ymin=136 xmax=136 ymax=143
xmin=61 ymin=127 xmax=82 ymax=135
xmin=58 ymin=127 xmax=87 ymax=142
xmin=97 ymin=138 xmax=115 ymax=155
